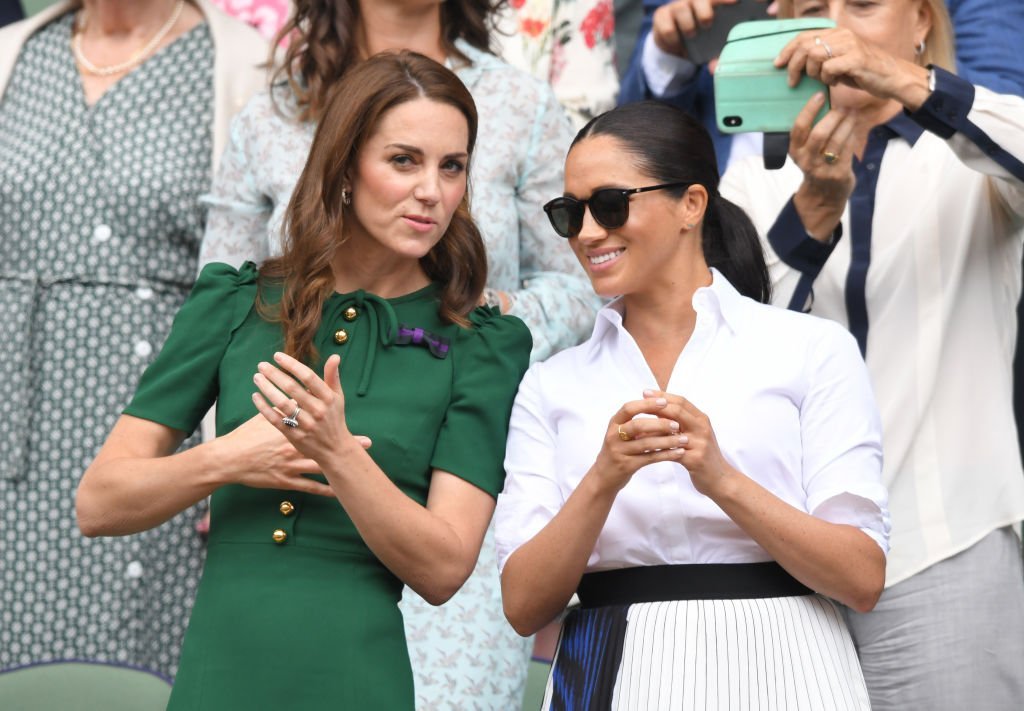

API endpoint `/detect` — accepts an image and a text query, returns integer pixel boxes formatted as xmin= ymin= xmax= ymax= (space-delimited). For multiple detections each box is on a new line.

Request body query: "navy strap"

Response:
xmin=908 ymin=66 xmax=1024 ymax=182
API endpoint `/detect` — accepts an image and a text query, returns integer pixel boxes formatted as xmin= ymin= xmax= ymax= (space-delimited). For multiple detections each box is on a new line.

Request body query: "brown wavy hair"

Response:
xmin=271 ymin=0 xmax=504 ymax=123
xmin=257 ymin=51 xmax=487 ymax=364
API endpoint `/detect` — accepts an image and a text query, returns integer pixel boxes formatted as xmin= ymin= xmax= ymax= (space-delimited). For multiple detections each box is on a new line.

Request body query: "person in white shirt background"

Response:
xmin=495 ymin=100 xmax=889 ymax=709
xmin=719 ymin=0 xmax=1024 ymax=708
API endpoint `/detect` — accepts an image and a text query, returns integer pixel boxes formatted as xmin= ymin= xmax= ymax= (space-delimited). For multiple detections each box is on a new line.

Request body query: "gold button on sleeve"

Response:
xmin=272 ymin=529 xmax=288 ymax=544
xmin=333 ymin=329 xmax=349 ymax=345
xmin=279 ymin=501 xmax=295 ymax=516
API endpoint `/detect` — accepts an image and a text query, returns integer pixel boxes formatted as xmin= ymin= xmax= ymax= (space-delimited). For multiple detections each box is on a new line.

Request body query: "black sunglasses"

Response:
xmin=543 ymin=182 xmax=691 ymax=239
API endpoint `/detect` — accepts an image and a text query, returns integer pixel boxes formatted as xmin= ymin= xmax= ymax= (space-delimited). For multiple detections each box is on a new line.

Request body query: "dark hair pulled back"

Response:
xmin=573 ymin=101 xmax=772 ymax=304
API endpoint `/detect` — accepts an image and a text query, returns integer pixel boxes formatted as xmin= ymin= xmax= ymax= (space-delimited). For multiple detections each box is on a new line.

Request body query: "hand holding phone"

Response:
xmin=652 ymin=0 xmax=772 ymax=66
xmin=789 ymin=92 xmax=857 ymax=238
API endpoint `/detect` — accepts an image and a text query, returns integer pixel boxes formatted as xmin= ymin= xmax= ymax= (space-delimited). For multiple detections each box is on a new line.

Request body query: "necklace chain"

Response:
xmin=72 ymin=0 xmax=186 ymax=77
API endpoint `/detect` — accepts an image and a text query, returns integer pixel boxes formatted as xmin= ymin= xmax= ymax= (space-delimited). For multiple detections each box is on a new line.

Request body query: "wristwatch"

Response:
xmin=927 ymin=65 xmax=936 ymax=93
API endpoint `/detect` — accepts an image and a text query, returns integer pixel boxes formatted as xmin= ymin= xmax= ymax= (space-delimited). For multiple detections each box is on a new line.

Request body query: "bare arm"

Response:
xmin=253 ymin=352 xmax=497 ymax=605
xmin=710 ymin=465 xmax=884 ymax=611
xmin=76 ymin=413 xmax=330 ymax=537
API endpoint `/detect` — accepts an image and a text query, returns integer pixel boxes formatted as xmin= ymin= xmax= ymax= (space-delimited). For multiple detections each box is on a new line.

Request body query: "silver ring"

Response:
xmin=815 ymin=36 xmax=834 ymax=59
xmin=282 ymin=405 xmax=301 ymax=428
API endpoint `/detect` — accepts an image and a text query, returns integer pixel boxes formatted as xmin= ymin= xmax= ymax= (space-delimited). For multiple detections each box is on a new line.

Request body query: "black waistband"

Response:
xmin=577 ymin=562 xmax=813 ymax=608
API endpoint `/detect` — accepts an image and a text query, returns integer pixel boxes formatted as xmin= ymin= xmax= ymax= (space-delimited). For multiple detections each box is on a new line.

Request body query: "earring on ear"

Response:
xmin=341 ymin=188 xmax=352 ymax=205
xmin=915 ymin=39 xmax=926 ymax=56
xmin=684 ymin=223 xmax=696 ymax=230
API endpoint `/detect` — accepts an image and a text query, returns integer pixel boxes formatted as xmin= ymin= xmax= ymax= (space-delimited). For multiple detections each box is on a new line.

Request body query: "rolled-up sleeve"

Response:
xmin=494 ymin=366 xmax=566 ymax=571
xmin=800 ymin=321 xmax=890 ymax=553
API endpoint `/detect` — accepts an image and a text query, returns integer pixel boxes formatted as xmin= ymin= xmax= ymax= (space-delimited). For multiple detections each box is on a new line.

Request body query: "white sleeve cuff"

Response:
xmin=810 ymin=490 xmax=891 ymax=555
xmin=641 ymin=33 xmax=699 ymax=98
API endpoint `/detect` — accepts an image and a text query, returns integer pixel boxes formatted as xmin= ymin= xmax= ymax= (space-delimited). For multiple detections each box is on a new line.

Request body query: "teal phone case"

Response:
xmin=714 ymin=18 xmax=835 ymax=134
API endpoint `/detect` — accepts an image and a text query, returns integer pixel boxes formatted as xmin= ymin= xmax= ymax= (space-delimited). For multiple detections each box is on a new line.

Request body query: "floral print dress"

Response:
xmin=495 ymin=0 xmax=619 ymax=128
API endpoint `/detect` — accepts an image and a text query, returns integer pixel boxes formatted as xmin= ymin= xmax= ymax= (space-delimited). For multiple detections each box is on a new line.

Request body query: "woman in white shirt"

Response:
xmin=720 ymin=1 xmax=1024 ymax=708
xmin=495 ymin=100 xmax=889 ymax=710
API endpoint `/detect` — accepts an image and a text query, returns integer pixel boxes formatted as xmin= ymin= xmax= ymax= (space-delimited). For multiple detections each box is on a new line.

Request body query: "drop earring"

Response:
xmin=342 ymin=188 xmax=351 ymax=205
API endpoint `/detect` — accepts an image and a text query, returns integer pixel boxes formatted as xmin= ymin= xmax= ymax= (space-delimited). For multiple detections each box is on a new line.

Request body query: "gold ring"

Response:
xmin=617 ymin=425 xmax=631 ymax=442
xmin=822 ymin=150 xmax=839 ymax=165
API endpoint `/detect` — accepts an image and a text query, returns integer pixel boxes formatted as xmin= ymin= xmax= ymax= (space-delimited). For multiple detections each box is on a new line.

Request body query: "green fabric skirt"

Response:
xmin=168 ymin=542 xmax=413 ymax=710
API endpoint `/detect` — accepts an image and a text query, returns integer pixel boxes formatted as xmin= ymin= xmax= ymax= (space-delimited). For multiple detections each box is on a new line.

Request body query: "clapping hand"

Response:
xmin=252 ymin=352 xmax=362 ymax=467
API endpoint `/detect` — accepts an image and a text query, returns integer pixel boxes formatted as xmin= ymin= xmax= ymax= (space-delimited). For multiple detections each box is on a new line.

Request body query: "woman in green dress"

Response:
xmin=76 ymin=50 xmax=532 ymax=709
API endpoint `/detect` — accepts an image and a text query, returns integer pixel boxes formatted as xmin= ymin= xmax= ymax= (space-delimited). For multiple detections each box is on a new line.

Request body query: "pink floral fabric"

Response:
xmin=495 ymin=0 xmax=619 ymax=129
xmin=209 ymin=0 xmax=288 ymax=39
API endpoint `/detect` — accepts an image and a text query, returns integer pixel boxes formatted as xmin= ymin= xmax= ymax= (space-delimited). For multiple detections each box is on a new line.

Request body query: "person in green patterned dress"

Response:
xmin=76 ymin=51 xmax=531 ymax=709
xmin=0 ymin=0 xmax=267 ymax=679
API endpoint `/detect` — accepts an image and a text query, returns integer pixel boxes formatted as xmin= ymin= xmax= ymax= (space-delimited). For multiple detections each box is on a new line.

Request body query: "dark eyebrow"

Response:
xmin=386 ymin=143 xmax=424 ymax=155
xmin=386 ymin=143 xmax=469 ymax=161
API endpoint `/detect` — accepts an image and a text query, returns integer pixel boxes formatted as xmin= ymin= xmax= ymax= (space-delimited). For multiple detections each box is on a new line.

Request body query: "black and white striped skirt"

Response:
xmin=541 ymin=564 xmax=870 ymax=710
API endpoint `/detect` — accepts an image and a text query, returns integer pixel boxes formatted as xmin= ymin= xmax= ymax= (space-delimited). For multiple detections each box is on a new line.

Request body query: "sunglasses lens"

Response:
xmin=589 ymin=189 xmax=629 ymax=229
xmin=544 ymin=198 xmax=583 ymax=238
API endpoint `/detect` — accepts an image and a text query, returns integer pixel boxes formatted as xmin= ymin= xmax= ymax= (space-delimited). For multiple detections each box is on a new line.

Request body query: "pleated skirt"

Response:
xmin=541 ymin=575 xmax=870 ymax=710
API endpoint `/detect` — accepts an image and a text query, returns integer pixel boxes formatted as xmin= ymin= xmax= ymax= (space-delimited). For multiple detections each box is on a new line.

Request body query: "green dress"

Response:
xmin=123 ymin=262 xmax=532 ymax=709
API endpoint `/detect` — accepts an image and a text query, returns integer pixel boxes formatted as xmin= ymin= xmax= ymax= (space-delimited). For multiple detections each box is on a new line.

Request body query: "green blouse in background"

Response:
xmin=123 ymin=262 xmax=532 ymax=710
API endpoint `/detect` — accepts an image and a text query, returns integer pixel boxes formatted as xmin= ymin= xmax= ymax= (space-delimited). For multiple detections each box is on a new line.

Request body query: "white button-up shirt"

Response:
xmin=495 ymin=272 xmax=889 ymax=574
xmin=720 ymin=71 xmax=1024 ymax=586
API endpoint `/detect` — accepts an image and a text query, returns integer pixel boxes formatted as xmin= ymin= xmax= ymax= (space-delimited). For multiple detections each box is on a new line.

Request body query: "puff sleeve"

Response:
xmin=430 ymin=307 xmax=532 ymax=498
xmin=123 ymin=262 xmax=258 ymax=434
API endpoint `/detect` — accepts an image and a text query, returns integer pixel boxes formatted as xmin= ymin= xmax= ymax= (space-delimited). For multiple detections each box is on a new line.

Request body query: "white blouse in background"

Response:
xmin=495 ymin=271 xmax=890 ymax=574
xmin=720 ymin=73 xmax=1024 ymax=586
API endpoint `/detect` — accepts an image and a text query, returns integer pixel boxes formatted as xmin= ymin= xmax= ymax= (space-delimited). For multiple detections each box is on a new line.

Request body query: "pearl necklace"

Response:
xmin=72 ymin=0 xmax=186 ymax=77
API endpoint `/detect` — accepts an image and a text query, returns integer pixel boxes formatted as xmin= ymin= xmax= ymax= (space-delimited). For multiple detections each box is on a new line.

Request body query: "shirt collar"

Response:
xmin=449 ymin=38 xmax=498 ymax=89
xmin=880 ymin=110 xmax=926 ymax=146
xmin=588 ymin=269 xmax=747 ymax=350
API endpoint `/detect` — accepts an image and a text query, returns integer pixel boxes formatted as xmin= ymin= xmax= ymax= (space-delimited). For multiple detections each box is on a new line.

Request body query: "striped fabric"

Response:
xmin=542 ymin=595 xmax=869 ymax=711
xmin=549 ymin=606 xmax=628 ymax=710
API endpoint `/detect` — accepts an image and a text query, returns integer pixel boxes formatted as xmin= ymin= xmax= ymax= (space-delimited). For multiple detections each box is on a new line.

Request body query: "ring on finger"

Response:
xmin=815 ymin=36 xmax=834 ymax=59
xmin=282 ymin=405 xmax=301 ymax=428
xmin=617 ymin=424 xmax=631 ymax=442
xmin=822 ymin=150 xmax=839 ymax=165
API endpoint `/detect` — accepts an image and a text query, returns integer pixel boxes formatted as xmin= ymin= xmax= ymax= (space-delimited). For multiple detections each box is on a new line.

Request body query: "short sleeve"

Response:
xmin=800 ymin=321 xmax=891 ymax=552
xmin=493 ymin=364 xmax=565 ymax=572
xmin=430 ymin=307 xmax=532 ymax=498
xmin=123 ymin=262 xmax=259 ymax=434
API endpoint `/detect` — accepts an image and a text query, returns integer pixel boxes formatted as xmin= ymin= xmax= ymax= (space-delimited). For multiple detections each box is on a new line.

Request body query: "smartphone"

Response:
xmin=714 ymin=18 xmax=834 ymax=135
xmin=681 ymin=0 xmax=772 ymax=66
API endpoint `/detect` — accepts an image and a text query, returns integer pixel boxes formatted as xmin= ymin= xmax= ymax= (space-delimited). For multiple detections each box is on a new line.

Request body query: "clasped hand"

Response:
xmin=596 ymin=390 xmax=734 ymax=497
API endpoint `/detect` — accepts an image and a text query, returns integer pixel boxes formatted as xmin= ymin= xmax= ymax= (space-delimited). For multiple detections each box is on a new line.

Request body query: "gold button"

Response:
xmin=333 ymin=329 xmax=349 ymax=345
xmin=343 ymin=307 xmax=358 ymax=322
xmin=279 ymin=501 xmax=295 ymax=516
xmin=272 ymin=528 xmax=287 ymax=544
